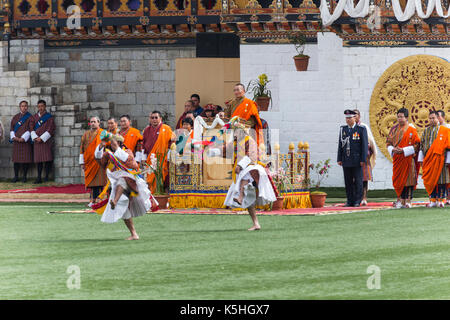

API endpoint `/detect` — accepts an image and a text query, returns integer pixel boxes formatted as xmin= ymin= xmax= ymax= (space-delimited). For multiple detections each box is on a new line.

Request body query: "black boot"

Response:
xmin=22 ymin=164 xmax=29 ymax=183
xmin=35 ymin=163 xmax=43 ymax=184
xmin=12 ymin=163 xmax=20 ymax=183
xmin=43 ymin=161 xmax=52 ymax=182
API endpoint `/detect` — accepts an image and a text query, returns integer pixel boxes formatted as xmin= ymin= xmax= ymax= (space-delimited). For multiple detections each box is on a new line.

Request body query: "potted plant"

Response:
xmin=308 ymin=159 xmax=331 ymax=208
xmin=246 ymin=73 xmax=272 ymax=111
xmin=289 ymin=32 xmax=310 ymax=71
xmin=147 ymin=152 xmax=170 ymax=209
xmin=270 ymin=167 xmax=293 ymax=210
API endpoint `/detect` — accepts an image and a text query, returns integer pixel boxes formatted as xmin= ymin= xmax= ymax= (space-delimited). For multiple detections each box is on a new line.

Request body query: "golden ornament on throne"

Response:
xmin=369 ymin=55 xmax=450 ymax=161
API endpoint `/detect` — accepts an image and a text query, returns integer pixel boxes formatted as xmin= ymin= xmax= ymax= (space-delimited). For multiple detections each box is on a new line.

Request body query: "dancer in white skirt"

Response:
xmin=224 ymin=156 xmax=277 ymax=231
xmin=95 ymin=134 xmax=156 ymax=240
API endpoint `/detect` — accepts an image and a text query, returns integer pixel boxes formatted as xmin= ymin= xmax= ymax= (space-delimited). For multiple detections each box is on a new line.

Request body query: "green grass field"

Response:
xmin=1 ymin=202 xmax=450 ymax=300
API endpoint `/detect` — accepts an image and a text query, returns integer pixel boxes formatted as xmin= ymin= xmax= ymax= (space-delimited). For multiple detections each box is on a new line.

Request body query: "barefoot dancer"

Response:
xmin=94 ymin=133 xmax=156 ymax=240
xmin=224 ymin=156 xmax=277 ymax=231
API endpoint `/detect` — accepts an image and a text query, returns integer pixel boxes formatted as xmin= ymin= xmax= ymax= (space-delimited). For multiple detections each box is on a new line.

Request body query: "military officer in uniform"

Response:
xmin=337 ymin=109 xmax=368 ymax=207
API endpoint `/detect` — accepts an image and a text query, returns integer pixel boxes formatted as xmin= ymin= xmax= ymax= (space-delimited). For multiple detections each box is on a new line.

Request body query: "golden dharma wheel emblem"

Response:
xmin=369 ymin=55 xmax=450 ymax=161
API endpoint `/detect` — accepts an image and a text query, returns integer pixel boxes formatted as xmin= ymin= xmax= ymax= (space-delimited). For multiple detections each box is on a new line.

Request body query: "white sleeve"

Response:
xmin=387 ymin=146 xmax=394 ymax=157
xmin=31 ymin=131 xmax=38 ymax=140
xmin=79 ymin=154 xmax=84 ymax=165
xmin=141 ymin=153 xmax=147 ymax=162
xmin=94 ymin=145 xmax=104 ymax=159
xmin=418 ymin=150 xmax=424 ymax=162
xmin=402 ymin=146 xmax=415 ymax=157
xmin=21 ymin=131 xmax=30 ymax=142
xmin=135 ymin=151 xmax=143 ymax=163
xmin=10 ymin=131 xmax=15 ymax=139
xmin=40 ymin=131 xmax=51 ymax=143
xmin=114 ymin=148 xmax=129 ymax=162
xmin=446 ymin=151 xmax=450 ymax=164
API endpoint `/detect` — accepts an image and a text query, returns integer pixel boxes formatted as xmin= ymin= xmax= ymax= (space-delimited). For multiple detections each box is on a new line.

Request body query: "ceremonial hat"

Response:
xmin=344 ymin=109 xmax=356 ymax=118
xmin=111 ymin=134 xmax=124 ymax=143
xmin=237 ymin=156 xmax=252 ymax=170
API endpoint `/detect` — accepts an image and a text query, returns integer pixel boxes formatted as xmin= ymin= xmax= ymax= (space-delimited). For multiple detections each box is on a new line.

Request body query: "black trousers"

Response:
xmin=343 ymin=166 xmax=363 ymax=206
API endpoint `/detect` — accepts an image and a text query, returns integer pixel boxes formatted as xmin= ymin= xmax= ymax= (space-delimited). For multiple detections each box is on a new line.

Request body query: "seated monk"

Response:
xmin=176 ymin=100 xmax=195 ymax=129
xmin=224 ymin=83 xmax=263 ymax=146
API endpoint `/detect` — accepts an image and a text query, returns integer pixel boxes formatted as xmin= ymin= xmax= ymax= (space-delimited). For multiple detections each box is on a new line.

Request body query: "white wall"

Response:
xmin=240 ymin=32 xmax=450 ymax=189
xmin=240 ymin=43 xmax=318 ymax=112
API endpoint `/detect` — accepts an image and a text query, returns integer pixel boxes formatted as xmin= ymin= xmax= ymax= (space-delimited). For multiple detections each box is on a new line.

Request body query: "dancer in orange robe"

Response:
xmin=386 ymin=108 xmax=420 ymax=208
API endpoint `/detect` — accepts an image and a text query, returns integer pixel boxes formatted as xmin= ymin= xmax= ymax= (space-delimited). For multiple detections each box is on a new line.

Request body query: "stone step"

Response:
xmin=29 ymin=86 xmax=58 ymax=106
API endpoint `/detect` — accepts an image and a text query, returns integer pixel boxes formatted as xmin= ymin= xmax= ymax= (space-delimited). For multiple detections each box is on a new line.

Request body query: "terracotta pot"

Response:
xmin=310 ymin=193 xmax=327 ymax=208
xmin=154 ymin=194 xmax=170 ymax=210
xmin=256 ymin=96 xmax=270 ymax=111
xmin=294 ymin=55 xmax=310 ymax=71
xmin=272 ymin=197 xmax=284 ymax=211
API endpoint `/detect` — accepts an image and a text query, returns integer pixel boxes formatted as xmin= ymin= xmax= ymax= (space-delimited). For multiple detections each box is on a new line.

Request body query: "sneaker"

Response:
xmin=394 ymin=201 xmax=402 ymax=209
xmin=361 ymin=200 xmax=368 ymax=206
xmin=427 ymin=202 xmax=437 ymax=208
xmin=11 ymin=177 xmax=19 ymax=183
xmin=404 ymin=203 xmax=412 ymax=209
xmin=438 ymin=202 xmax=445 ymax=208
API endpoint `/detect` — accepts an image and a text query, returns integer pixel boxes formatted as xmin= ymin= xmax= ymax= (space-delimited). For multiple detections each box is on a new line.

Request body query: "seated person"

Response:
xmin=176 ymin=117 xmax=194 ymax=155
xmin=216 ymin=106 xmax=225 ymax=119
xmin=201 ymin=104 xmax=216 ymax=122
xmin=176 ymin=100 xmax=195 ymax=129
xmin=185 ymin=111 xmax=195 ymax=122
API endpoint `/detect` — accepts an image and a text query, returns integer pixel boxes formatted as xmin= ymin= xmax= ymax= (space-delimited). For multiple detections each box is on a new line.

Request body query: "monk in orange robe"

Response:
xmin=224 ymin=83 xmax=263 ymax=147
xmin=418 ymin=111 xmax=450 ymax=208
xmin=118 ymin=114 xmax=143 ymax=159
xmin=142 ymin=111 xmax=175 ymax=194
xmin=386 ymin=108 xmax=420 ymax=209
xmin=79 ymin=116 xmax=106 ymax=205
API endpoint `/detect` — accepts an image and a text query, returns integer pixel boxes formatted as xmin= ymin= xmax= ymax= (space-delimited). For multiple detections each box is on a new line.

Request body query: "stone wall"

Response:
xmin=0 ymin=40 xmax=114 ymax=184
xmin=240 ymin=33 xmax=450 ymax=189
xmin=44 ymin=46 xmax=196 ymax=129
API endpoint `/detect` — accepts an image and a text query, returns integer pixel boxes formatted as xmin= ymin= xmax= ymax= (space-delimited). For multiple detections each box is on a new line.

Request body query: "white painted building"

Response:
xmin=240 ymin=32 xmax=450 ymax=189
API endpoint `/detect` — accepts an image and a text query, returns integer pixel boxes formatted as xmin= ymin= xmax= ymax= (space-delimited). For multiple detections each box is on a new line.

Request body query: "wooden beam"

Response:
xmin=251 ymin=22 xmax=263 ymax=32
xmin=150 ymin=25 xmax=160 ymax=34
xmin=295 ymin=21 xmax=307 ymax=31
xmin=281 ymin=22 xmax=291 ymax=31
xmin=391 ymin=24 xmax=401 ymax=33
xmin=179 ymin=24 xmax=190 ymax=33
xmin=237 ymin=22 xmax=250 ymax=32
xmin=422 ymin=23 xmax=431 ymax=33
xmin=341 ymin=24 xmax=355 ymax=34
xmin=266 ymin=22 xmax=277 ymax=31
xmin=435 ymin=24 xmax=446 ymax=34
xmin=220 ymin=23 xmax=233 ymax=32
xmin=195 ymin=24 xmax=205 ymax=32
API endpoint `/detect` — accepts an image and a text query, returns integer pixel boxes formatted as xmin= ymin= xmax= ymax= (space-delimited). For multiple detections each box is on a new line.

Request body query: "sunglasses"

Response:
xmin=150 ymin=116 xmax=159 ymax=119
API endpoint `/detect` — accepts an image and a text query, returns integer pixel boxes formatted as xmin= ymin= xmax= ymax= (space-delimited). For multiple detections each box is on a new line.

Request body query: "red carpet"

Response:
xmin=0 ymin=184 xmax=88 ymax=194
